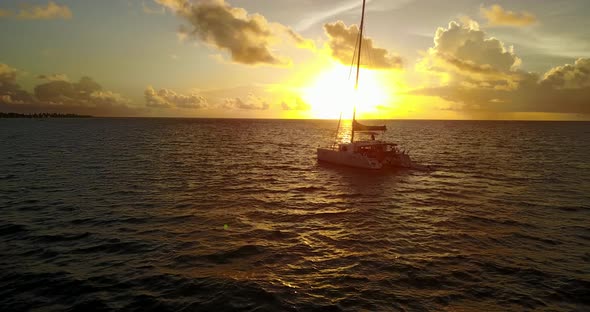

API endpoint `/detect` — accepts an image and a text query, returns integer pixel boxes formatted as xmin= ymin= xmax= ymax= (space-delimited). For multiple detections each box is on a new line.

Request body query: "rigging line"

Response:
xmin=365 ymin=22 xmax=374 ymax=69
xmin=352 ymin=0 xmax=366 ymax=143
xmin=348 ymin=28 xmax=360 ymax=81
xmin=333 ymin=111 xmax=343 ymax=147
xmin=354 ymin=0 xmax=366 ymax=91
xmin=366 ymin=26 xmax=375 ymax=68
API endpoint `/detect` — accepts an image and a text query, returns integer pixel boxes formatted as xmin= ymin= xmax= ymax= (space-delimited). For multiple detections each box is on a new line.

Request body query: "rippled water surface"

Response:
xmin=1 ymin=118 xmax=589 ymax=311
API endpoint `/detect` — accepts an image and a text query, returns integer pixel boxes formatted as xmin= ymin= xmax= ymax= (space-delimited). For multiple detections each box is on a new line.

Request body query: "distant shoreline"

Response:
xmin=0 ymin=113 xmax=587 ymax=122
xmin=0 ymin=112 xmax=93 ymax=118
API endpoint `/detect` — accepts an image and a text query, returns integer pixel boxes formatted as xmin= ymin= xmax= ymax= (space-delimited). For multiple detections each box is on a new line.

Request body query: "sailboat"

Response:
xmin=317 ymin=0 xmax=413 ymax=170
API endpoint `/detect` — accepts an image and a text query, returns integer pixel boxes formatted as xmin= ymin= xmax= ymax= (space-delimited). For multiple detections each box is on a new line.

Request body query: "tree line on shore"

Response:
xmin=0 ymin=112 xmax=92 ymax=118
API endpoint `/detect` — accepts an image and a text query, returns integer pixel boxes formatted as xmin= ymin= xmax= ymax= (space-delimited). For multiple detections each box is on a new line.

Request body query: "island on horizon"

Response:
xmin=0 ymin=112 xmax=93 ymax=118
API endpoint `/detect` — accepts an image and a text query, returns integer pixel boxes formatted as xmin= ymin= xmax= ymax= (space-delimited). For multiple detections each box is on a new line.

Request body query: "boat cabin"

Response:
xmin=338 ymin=141 xmax=400 ymax=154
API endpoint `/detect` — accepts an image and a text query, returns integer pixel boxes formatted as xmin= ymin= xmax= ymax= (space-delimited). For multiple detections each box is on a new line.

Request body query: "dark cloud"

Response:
xmin=76 ymin=76 xmax=103 ymax=95
xmin=34 ymin=80 xmax=78 ymax=102
xmin=33 ymin=76 xmax=107 ymax=104
xmin=0 ymin=63 xmax=34 ymax=105
xmin=144 ymin=86 xmax=208 ymax=109
xmin=0 ymin=63 xmax=137 ymax=116
xmin=412 ymin=59 xmax=590 ymax=114
xmin=480 ymin=5 xmax=537 ymax=27
xmin=412 ymin=83 xmax=590 ymax=115
xmin=324 ymin=21 xmax=402 ymax=69
xmin=37 ymin=73 xmax=69 ymax=82
xmin=158 ymin=0 xmax=308 ymax=66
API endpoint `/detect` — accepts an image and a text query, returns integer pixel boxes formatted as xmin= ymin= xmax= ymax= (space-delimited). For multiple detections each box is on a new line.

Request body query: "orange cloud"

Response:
xmin=15 ymin=1 xmax=72 ymax=20
xmin=480 ymin=5 xmax=537 ymax=27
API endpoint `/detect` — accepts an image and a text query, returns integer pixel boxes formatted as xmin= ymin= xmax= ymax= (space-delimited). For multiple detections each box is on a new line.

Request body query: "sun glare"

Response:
xmin=301 ymin=64 xmax=391 ymax=119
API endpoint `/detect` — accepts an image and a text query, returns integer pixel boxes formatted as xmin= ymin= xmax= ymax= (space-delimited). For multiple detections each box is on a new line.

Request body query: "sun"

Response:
xmin=301 ymin=64 xmax=391 ymax=119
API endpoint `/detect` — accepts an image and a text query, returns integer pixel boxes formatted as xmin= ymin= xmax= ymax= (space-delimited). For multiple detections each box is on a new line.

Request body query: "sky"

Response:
xmin=1 ymin=0 xmax=589 ymax=120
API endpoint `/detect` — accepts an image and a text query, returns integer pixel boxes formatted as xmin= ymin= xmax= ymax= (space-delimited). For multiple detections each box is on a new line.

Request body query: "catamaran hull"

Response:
xmin=317 ymin=148 xmax=383 ymax=169
xmin=317 ymin=148 xmax=413 ymax=170
xmin=385 ymin=153 xmax=413 ymax=168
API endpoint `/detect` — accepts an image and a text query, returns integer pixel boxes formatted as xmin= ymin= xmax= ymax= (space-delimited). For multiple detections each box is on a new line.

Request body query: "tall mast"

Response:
xmin=351 ymin=0 xmax=366 ymax=143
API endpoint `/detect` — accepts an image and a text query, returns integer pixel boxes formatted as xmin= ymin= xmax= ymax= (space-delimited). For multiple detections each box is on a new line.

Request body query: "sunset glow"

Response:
xmin=0 ymin=0 xmax=588 ymax=120
xmin=301 ymin=64 xmax=391 ymax=119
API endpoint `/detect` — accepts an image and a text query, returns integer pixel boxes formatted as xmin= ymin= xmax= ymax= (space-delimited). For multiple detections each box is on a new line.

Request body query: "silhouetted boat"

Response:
xmin=317 ymin=0 xmax=412 ymax=169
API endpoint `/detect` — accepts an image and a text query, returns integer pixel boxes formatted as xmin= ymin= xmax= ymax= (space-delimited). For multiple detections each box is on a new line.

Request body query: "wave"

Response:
xmin=1 ymin=119 xmax=589 ymax=311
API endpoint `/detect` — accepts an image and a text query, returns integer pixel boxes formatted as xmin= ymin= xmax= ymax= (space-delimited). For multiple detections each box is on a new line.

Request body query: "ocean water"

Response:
xmin=0 ymin=118 xmax=589 ymax=311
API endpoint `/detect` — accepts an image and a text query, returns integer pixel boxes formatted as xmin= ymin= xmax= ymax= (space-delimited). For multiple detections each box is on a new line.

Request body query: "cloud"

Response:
xmin=89 ymin=91 xmax=132 ymax=107
xmin=282 ymin=26 xmax=316 ymax=50
xmin=0 ymin=9 xmax=12 ymax=18
xmin=0 ymin=63 xmax=18 ymax=84
xmin=412 ymin=72 xmax=590 ymax=114
xmin=33 ymin=76 xmax=132 ymax=108
xmin=0 ymin=95 xmax=22 ymax=104
xmin=433 ymin=20 xmax=520 ymax=72
xmin=15 ymin=1 xmax=72 ymax=20
xmin=224 ymin=95 xmax=269 ymax=110
xmin=155 ymin=0 xmax=189 ymax=12
xmin=294 ymin=0 xmax=416 ymax=32
xmin=142 ymin=1 xmax=165 ymax=15
xmin=144 ymin=86 xmax=208 ymax=109
xmin=33 ymin=76 xmax=102 ymax=101
xmin=480 ymin=5 xmax=537 ymax=27
xmin=156 ymin=0 xmax=313 ymax=66
xmin=37 ymin=73 xmax=69 ymax=82
xmin=419 ymin=20 xmax=523 ymax=87
xmin=324 ymin=21 xmax=402 ymax=69
xmin=0 ymin=63 xmax=138 ymax=116
xmin=295 ymin=0 xmax=362 ymax=32
xmin=412 ymin=21 xmax=590 ymax=115
xmin=281 ymin=97 xmax=311 ymax=111
xmin=0 ymin=63 xmax=34 ymax=105
xmin=541 ymin=58 xmax=590 ymax=89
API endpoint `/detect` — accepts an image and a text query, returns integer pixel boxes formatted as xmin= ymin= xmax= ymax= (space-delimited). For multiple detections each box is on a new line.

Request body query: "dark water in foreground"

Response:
xmin=1 ymin=119 xmax=589 ymax=311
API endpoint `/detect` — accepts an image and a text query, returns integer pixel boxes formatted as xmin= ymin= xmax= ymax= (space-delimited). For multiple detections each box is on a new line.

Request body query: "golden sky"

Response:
xmin=1 ymin=0 xmax=589 ymax=120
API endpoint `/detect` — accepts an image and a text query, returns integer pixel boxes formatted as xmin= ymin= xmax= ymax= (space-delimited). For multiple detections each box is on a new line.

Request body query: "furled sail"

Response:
xmin=353 ymin=120 xmax=386 ymax=131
